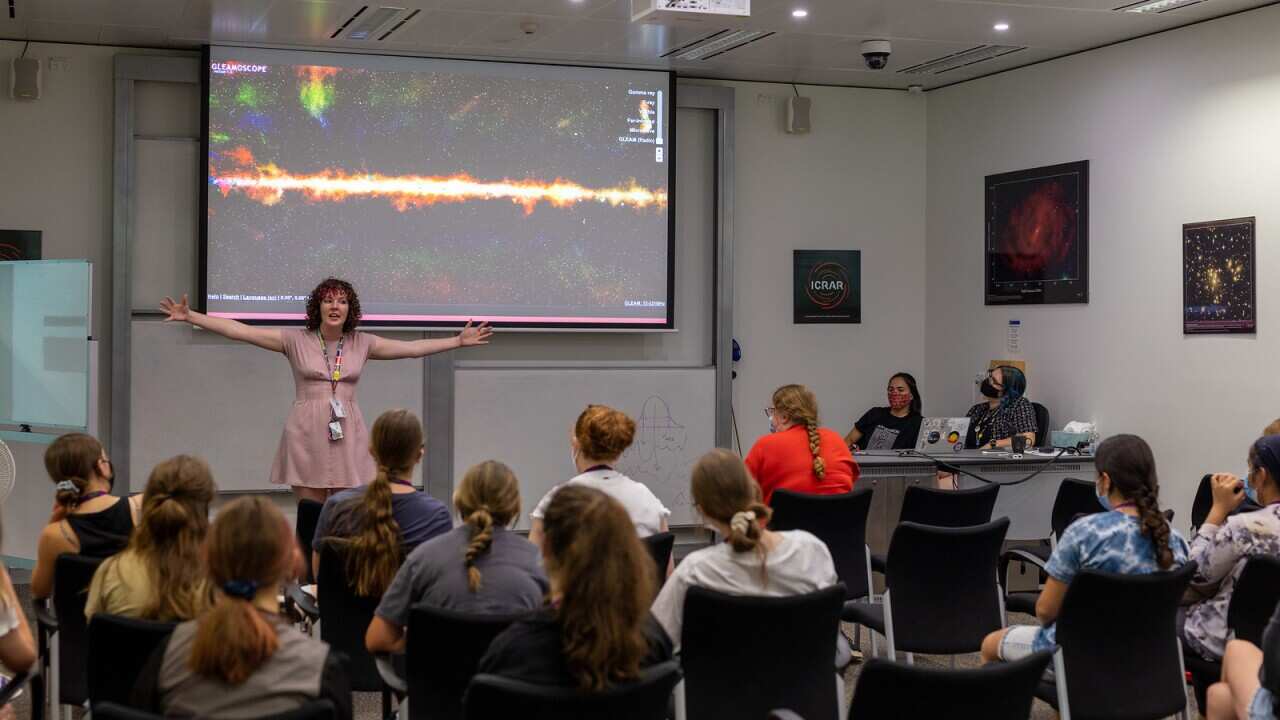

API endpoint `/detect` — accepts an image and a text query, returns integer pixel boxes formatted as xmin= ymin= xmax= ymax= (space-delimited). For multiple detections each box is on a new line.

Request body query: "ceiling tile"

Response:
xmin=387 ymin=9 xmax=501 ymax=47
xmin=523 ymin=18 xmax=626 ymax=53
xmin=463 ymin=13 xmax=576 ymax=51
xmin=98 ymin=24 xmax=169 ymax=45
xmin=437 ymin=0 xmax=614 ymax=16
xmin=256 ymin=0 xmax=363 ymax=42
xmin=177 ymin=0 xmax=273 ymax=36
xmin=25 ymin=19 xmax=100 ymax=42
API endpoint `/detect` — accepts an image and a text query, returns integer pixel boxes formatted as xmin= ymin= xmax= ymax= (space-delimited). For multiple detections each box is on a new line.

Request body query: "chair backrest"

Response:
xmin=884 ymin=518 xmax=1009 ymax=654
xmin=93 ymin=699 xmax=337 ymax=720
xmin=87 ymin=613 xmax=176 ymax=708
xmin=641 ymin=532 xmax=674 ymax=583
xmin=681 ymin=584 xmax=844 ymax=720
xmin=1032 ymin=403 xmax=1050 ymax=447
xmin=1055 ymin=563 xmax=1195 ymax=720
xmin=849 ymin=649 xmax=1053 ymax=719
xmin=899 ymin=483 xmax=999 ymax=528
xmin=406 ymin=604 xmax=527 ymax=720
xmin=296 ymin=500 xmax=325 ymax=584
xmin=464 ymin=660 xmax=681 ymax=720
xmin=53 ymin=553 xmax=106 ymax=705
xmin=1050 ymin=479 xmax=1104 ymax=541
xmin=316 ymin=542 xmax=385 ymax=692
xmin=769 ymin=488 xmax=874 ymax=601
xmin=1226 ymin=555 xmax=1280 ymax=645
xmin=1190 ymin=474 xmax=1261 ymax=532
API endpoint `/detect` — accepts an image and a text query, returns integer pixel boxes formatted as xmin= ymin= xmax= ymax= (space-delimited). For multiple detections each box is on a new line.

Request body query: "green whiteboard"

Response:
xmin=0 ymin=260 xmax=92 ymax=430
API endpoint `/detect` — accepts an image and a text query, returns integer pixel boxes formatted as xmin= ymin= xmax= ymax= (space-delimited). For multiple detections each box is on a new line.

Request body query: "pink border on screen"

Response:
xmin=208 ymin=312 xmax=665 ymax=324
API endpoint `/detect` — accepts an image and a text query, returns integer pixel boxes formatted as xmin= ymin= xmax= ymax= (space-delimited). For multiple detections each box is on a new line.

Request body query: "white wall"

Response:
xmin=925 ymin=4 xmax=1280 ymax=519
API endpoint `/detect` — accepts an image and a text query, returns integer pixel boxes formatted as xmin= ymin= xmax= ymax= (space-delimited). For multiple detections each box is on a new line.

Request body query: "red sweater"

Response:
xmin=744 ymin=425 xmax=859 ymax=505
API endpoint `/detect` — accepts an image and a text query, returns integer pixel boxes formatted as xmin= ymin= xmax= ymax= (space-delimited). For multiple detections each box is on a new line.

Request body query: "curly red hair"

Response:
xmin=305 ymin=278 xmax=361 ymax=332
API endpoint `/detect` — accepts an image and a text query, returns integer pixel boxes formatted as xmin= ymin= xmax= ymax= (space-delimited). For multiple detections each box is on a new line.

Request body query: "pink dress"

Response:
xmin=269 ymin=329 xmax=377 ymax=489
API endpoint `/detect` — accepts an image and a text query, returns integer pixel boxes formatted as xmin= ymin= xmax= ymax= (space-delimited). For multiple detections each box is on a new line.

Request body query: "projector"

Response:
xmin=631 ymin=0 xmax=750 ymax=23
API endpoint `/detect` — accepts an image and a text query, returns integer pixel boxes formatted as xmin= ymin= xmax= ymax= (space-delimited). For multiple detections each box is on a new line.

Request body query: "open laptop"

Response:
xmin=914 ymin=417 xmax=971 ymax=453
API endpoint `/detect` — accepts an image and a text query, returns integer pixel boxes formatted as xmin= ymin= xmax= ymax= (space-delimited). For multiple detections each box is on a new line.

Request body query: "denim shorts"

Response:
xmin=1251 ymin=687 xmax=1275 ymax=720
xmin=998 ymin=625 xmax=1042 ymax=662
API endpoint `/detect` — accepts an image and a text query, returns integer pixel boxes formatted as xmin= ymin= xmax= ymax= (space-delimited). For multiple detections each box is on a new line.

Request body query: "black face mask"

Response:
xmin=980 ymin=378 xmax=1001 ymax=399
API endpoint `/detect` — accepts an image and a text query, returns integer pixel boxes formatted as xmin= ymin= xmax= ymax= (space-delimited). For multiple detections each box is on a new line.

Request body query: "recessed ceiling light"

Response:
xmin=993 ymin=22 xmax=1010 ymax=31
xmin=1118 ymin=0 xmax=1204 ymax=13
xmin=792 ymin=8 xmax=809 ymax=18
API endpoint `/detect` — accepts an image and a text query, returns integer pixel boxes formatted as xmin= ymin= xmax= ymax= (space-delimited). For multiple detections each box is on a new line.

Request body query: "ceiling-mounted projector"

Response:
xmin=632 ymin=0 xmax=750 ymax=23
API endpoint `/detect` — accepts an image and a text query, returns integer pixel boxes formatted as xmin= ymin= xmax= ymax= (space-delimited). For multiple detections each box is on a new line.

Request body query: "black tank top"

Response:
xmin=65 ymin=499 xmax=134 ymax=558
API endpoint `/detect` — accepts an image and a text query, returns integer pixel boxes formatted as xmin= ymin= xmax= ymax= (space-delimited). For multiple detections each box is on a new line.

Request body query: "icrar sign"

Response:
xmin=793 ymin=249 xmax=861 ymax=324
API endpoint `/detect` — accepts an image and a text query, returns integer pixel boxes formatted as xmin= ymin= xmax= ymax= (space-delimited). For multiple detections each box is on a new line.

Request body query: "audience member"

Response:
xmin=478 ymin=485 xmax=671 ymax=690
xmin=1206 ymin=603 xmax=1280 ymax=720
xmin=0 ymin=514 xmax=36 ymax=677
xmin=965 ymin=365 xmax=1038 ymax=449
xmin=366 ymin=460 xmax=548 ymax=654
xmin=745 ymin=384 xmax=857 ymax=505
xmin=312 ymin=409 xmax=450 ymax=595
xmin=981 ymin=434 xmax=1189 ymax=667
xmin=86 ymin=455 xmax=216 ymax=621
xmin=529 ymin=405 xmax=669 ymax=546
xmin=846 ymin=372 xmax=924 ymax=451
xmin=135 ymin=497 xmax=351 ymax=719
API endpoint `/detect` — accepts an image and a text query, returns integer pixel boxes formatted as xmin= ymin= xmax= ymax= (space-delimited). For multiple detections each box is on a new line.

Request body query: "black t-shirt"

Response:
xmin=477 ymin=607 xmax=673 ymax=688
xmin=853 ymin=407 xmax=923 ymax=450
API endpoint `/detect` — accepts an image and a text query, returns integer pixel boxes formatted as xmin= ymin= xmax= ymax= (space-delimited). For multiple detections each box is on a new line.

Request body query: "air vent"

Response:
xmin=660 ymin=29 xmax=774 ymax=61
xmin=1114 ymin=0 xmax=1204 ymax=13
xmin=331 ymin=5 xmax=420 ymax=41
xmin=898 ymin=45 xmax=1026 ymax=75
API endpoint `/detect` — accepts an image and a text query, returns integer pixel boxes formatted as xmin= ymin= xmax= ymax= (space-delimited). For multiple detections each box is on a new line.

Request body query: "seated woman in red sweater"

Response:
xmin=745 ymin=384 xmax=858 ymax=505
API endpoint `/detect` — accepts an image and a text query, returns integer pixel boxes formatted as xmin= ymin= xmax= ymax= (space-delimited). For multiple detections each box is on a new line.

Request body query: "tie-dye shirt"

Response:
xmin=1183 ymin=504 xmax=1280 ymax=659
xmin=1031 ymin=511 xmax=1191 ymax=651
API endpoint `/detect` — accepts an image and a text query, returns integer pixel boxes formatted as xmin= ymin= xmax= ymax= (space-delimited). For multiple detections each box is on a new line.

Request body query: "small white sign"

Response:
xmin=1007 ymin=319 xmax=1022 ymax=354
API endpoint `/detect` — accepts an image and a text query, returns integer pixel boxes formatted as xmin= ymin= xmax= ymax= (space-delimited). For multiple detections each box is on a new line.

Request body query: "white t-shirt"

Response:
xmin=530 ymin=468 xmax=670 ymax=537
xmin=650 ymin=529 xmax=838 ymax=647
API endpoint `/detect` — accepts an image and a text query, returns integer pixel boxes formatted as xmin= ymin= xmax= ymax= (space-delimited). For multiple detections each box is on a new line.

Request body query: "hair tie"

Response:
xmin=55 ymin=480 xmax=78 ymax=493
xmin=730 ymin=510 xmax=756 ymax=535
xmin=222 ymin=579 xmax=259 ymax=600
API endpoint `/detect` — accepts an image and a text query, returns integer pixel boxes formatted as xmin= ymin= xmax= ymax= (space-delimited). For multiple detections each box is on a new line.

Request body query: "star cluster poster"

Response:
xmin=985 ymin=160 xmax=1089 ymax=306
xmin=1183 ymin=217 xmax=1256 ymax=334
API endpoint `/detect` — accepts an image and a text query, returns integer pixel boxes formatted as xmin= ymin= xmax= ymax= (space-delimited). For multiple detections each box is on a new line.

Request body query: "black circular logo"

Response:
xmin=805 ymin=262 xmax=850 ymax=310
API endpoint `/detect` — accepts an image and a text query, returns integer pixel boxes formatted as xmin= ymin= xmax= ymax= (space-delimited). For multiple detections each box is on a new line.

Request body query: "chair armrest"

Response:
xmin=285 ymin=583 xmax=319 ymax=620
xmin=0 ymin=669 xmax=32 ymax=707
xmin=34 ymin=602 xmax=57 ymax=635
xmin=374 ymin=654 xmax=407 ymax=695
xmin=767 ymin=711 xmax=806 ymax=720
xmin=999 ymin=548 xmax=1049 ymax=597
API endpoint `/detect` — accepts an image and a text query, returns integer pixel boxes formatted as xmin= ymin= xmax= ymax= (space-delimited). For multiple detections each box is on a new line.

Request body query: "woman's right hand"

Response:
xmin=1209 ymin=472 xmax=1246 ymax=514
xmin=160 ymin=294 xmax=191 ymax=322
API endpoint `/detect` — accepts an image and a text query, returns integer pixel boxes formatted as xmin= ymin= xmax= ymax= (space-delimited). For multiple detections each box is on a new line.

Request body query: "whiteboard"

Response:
xmin=129 ymin=321 xmax=425 ymax=493
xmin=454 ymin=367 xmax=716 ymax=528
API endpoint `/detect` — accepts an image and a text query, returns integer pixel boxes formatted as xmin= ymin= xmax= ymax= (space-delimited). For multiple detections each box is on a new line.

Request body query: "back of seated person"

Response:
xmin=312 ymin=409 xmax=451 ymax=595
xmin=745 ymin=384 xmax=858 ymax=505
xmin=1183 ymin=434 xmax=1280 ymax=661
xmin=1206 ymin=601 xmax=1280 ymax=720
xmin=33 ymin=432 xmax=140 ymax=599
xmin=135 ymin=496 xmax=352 ymax=720
xmin=366 ymin=460 xmax=549 ymax=654
xmin=981 ymin=434 xmax=1189 ymax=668
xmin=86 ymin=455 xmax=216 ymax=622
xmin=477 ymin=485 xmax=672 ymax=690
xmin=0 ymin=512 xmax=36 ymax=676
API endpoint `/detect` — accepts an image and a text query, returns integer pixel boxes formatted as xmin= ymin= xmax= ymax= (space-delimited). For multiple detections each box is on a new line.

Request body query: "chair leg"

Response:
xmin=673 ymin=679 xmax=687 ymax=720
xmin=381 ymin=687 xmax=392 ymax=720
xmin=1175 ymin=639 xmax=1191 ymax=720
xmin=1053 ymin=648 xmax=1071 ymax=720
xmin=883 ymin=590 xmax=896 ymax=662
xmin=905 ymin=652 xmax=914 ymax=666
xmin=50 ymin=630 xmax=60 ymax=720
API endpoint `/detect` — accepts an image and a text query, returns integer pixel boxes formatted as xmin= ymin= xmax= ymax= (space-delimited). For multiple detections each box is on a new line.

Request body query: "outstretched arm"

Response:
xmin=369 ymin=320 xmax=493 ymax=360
xmin=160 ymin=294 xmax=284 ymax=353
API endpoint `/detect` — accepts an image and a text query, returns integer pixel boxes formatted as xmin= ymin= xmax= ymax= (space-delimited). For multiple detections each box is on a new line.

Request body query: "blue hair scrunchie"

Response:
xmin=222 ymin=579 xmax=259 ymax=601
xmin=1253 ymin=435 xmax=1280 ymax=486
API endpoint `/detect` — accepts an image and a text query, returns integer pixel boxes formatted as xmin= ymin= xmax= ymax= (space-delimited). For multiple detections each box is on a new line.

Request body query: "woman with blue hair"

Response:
xmin=964 ymin=365 xmax=1037 ymax=449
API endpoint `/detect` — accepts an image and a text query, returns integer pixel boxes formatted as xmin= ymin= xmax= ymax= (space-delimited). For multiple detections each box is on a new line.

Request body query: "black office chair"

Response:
xmin=869 ymin=483 xmax=999 ymax=574
xmin=87 ymin=613 xmax=175 ymax=709
xmin=846 ymin=649 xmax=1053 ymax=719
xmin=1000 ymin=478 xmax=1102 ymax=614
xmin=1036 ymin=563 xmax=1196 ymax=720
xmin=35 ymin=553 xmax=105 ymax=719
xmin=316 ymin=542 xmax=396 ymax=719
xmin=1031 ymin=402 xmax=1050 ymax=447
xmin=844 ymin=518 xmax=1009 ymax=661
xmin=296 ymin=499 xmax=325 ymax=584
xmin=1185 ymin=555 xmax=1280 ymax=714
xmin=681 ymin=585 xmax=845 ymax=720
xmin=641 ymin=531 xmax=674 ymax=585
xmin=1190 ymin=473 xmax=1261 ymax=533
xmin=464 ymin=660 xmax=681 ymax=720
xmin=770 ymin=489 xmax=875 ymax=605
xmin=0 ymin=671 xmax=31 ymax=709
xmin=93 ymin=699 xmax=338 ymax=720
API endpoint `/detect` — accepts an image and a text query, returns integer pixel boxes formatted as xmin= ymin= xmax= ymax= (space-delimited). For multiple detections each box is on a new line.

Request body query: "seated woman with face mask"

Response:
xmin=845 ymin=372 xmax=924 ymax=451
xmin=965 ymin=366 xmax=1038 ymax=450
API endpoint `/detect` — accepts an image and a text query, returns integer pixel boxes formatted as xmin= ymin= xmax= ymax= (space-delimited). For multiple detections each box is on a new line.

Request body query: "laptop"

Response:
xmin=915 ymin=417 xmax=971 ymax=453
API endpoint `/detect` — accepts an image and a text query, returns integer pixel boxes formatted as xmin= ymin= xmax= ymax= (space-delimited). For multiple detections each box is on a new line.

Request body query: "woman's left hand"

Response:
xmin=457 ymin=320 xmax=494 ymax=347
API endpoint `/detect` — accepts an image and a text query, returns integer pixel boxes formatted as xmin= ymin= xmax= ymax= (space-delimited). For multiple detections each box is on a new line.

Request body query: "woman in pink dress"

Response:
xmin=159 ymin=278 xmax=492 ymax=502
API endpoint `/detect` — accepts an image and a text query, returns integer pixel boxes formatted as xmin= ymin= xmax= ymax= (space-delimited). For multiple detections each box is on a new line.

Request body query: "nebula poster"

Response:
xmin=984 ymin=161 xmax=1089 ymax=306
xmin=1183 ymin=217 xmax=1256 ymax=334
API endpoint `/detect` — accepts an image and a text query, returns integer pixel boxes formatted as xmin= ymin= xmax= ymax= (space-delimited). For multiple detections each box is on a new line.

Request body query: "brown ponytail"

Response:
xmin=541 ymin=486 xmax=656 ymax=692
xmin=692 ymin=448 xmax=774 ymax=584
xmin=454 ymin=461 xmax=521 ymax=593
xmin=330 ymin=409 xmax=422 ymax=597
xmin=190 ymin=497 xmax=292 ymax=685
xmin=1095 ymin=434 xmax=1175 ymax=569
xmin=44 ymin=433 xmax=104 ymax=509
xmin=772 ymin=384 xmax=825 ymax=479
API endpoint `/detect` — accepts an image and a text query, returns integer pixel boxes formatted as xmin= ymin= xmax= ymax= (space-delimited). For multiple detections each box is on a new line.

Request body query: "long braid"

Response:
xmin=805 ymin=420 xmax=826 ymax=479
xmin=1132 ymin=482 xmax=1173 ymax=569
xmin=464 ymin=506 xmax=495 ymax=592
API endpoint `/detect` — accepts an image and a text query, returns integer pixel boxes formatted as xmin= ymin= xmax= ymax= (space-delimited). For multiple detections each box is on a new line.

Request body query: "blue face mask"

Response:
xmin=1245 ymin=470 xmax=1260 ymax=504
xmin=1096 ymin=480 xmax=1113 ymax=511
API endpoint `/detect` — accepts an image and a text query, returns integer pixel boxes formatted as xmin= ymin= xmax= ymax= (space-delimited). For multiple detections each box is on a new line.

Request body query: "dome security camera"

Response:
xmin=860 ymin=39 xmax=892 ymax=70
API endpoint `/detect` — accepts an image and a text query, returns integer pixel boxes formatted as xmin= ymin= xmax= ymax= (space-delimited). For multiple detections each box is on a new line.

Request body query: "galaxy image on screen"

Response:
xmin=1183 ymin=217 xmax=1255 ymax=334
xmin=203 ymin=47 xmax=672 ymax=327
xmin=984 ymin=161 xmax=1089 ymax=305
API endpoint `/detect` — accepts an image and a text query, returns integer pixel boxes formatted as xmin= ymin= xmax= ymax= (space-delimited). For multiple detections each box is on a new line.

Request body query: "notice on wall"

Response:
xmin=793 ymin=249 xmax=861 ymax=324
xmin=1007 ymin=319 xmax=1022 ymax=354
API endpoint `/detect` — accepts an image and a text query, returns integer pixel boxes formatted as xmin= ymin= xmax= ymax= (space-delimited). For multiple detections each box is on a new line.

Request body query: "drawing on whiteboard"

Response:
xmin=618 ymin=395 xmax=691 ymax=504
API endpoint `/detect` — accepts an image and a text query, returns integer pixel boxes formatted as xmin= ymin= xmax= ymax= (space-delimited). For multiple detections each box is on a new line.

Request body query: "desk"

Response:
xmin=855 ymin=450 xmax=1096 ymax=555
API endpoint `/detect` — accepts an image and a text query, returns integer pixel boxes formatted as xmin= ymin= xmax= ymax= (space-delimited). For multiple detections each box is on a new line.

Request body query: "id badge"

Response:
xmin=328 ymin=420 xmax=344 ymax=441
xmin=330 ymin=397 xmax=346 ymax=419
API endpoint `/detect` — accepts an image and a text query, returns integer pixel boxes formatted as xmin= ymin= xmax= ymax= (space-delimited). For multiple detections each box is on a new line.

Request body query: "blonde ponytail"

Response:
xmin=454 ymin=460 xmax=521 ymax=594
xmin=693 ymin=449 xmax=775 ymax=585
xmin=772 ymin=384 xmax=825 ymax=479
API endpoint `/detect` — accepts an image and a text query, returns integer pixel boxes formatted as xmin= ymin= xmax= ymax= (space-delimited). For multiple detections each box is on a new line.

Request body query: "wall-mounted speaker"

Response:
xmin=786 ymin=95 xmax=810 ymax=134
xmin=10 ymin=57 xmax=40 ymax=101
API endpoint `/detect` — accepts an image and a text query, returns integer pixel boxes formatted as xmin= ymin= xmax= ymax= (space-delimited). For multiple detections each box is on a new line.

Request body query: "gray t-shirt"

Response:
xmin=375 ymin=525 xmax=549 ymax=628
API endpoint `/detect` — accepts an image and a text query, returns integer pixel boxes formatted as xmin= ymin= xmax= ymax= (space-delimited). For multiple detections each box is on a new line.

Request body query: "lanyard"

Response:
xmin=317 ymin=332 xmax=345 ymax=394
xmin=389 ymin=477 xmax=414 ymax=488
xmin=78 ymin=491 xmax=110 ymax=503
xmin=583 ymin=465 xmax=613 ymax=474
